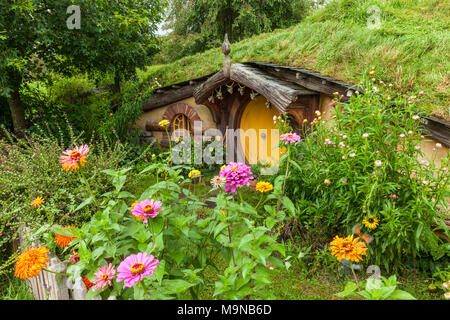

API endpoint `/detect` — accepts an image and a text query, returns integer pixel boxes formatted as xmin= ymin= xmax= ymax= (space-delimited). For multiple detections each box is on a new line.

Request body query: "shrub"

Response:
xmin=281 ymin=76 xmax=449 ymax=272
xmin=0 ymin=122 xmax=136 ymax=276
xmin=31 ymin=163 xmax=287 ymax=300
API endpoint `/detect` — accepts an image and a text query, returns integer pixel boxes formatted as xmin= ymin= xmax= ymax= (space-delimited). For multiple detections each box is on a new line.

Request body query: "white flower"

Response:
xmin=436 ymin=143 xmax=442 ymax=148
xmin=210 ymin=176 xmax=226 ymax=188
xmin=342 ymin=156 xmax=346 ymax=160
xmin=362 ymin=133 xmax=369 ymax=138
xmin=444 ymin=292 xmax=450 ymax=300
xmin=342 ymin=135 xmax=347 ymax=139
xmin=412 ymin=115 xmax=420 ymax=120
xmin=414 ymin=145 xmax=421 ymax=150
xmin=374 ymin=160 xmax=382 ymax=167
xmin=349 ymin=153 xmax=356 ymax=158
xmin=422 ymin=180 xmax=429 ymax=185
xmin=273 ymin=115 xmax=277 ymax=121
xmin=339 ymin=142 xmax=345 ymax=148
xmin=443 ymin=167 xmax=448 ymax=172
xmin=399 ymin=134 xmax=405 ymax=138
xmin=443 ymin=282 xmax=449 ymax=290
xmin=408 ymin=130 xmax=413 ymax=135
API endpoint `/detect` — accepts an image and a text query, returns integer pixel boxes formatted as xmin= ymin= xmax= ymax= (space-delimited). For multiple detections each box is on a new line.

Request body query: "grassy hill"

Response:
xmin=137 ymin=0 xmax=450 ymax=120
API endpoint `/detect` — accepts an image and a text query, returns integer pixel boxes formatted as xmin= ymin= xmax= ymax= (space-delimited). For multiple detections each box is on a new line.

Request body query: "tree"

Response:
xmin=165 ymin=0 xmax=310 ymax=42
xmin=0 ymin=0 xmax=165 ymax=133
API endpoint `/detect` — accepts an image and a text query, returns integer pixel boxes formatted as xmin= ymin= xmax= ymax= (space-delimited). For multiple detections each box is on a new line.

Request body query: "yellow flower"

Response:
xmin=55 ymin=225 xmax=77 ymax=248
xmin=15 ymin=247 xmax=49 ymax=279
xmin=330 ymin=235 xmax=368 ymax=263
xmin=188 ymin=169 xmax=201 ymax=179
xmin=32 ymin=196 xmax=45 ymax=208
xmin=363 ymin=215 xmax=379 ymax=230
xmin=255 ymin=181 xmax=273 ymax=193
xmin=324 ymin=179 xmax=331 ymax=185
xmin=159 ymin=120 xmax=170 ymax=127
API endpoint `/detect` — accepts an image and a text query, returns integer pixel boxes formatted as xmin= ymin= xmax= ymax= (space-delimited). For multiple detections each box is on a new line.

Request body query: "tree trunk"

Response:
xmin=225 ymin=0 xmax=233 ymax=42
xmin=114 ymin=71 xmax=121 ymax=93
xmin=7 ymin=87 xmax=26 ymax=135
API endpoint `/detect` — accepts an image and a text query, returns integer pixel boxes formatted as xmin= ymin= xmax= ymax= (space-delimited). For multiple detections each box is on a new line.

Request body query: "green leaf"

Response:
xmin=335 ymin=281 xmax=358 ymax=298
xmin=162 ymin=279 xmax=195 ymax=294
xmin=74 ymin=196 xmax=93 ymax=212
xmin=388 ymin=289 xmax=416 ymax=300
xmin=282 ymin=197 xmax=296 ymax=216
xmin=85 ymin=287 xmax=99 ymax=300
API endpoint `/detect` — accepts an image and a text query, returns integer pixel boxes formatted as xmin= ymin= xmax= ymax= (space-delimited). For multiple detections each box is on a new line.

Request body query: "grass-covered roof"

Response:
xmin=137 ymin=0 xmax=449 ymax=120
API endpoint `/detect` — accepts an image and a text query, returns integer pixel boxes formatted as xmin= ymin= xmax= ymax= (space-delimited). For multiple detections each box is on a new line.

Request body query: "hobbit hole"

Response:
xmin=135 ymin=35 xmax=449 ymax=166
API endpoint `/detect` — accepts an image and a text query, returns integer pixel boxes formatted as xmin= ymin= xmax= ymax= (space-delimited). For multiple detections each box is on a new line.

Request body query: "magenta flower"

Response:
xmin=219 ymin=162 xmax=254 ymax=193
xmin=93 ymin=263 xmax=116 ymax=291
xmin=131 ymin=199 xmax=164 ymax=224
xmin=280 ymin=132 xmax=301 ymax=145
xmin=116 ymin=253 xmax=159 ymax=289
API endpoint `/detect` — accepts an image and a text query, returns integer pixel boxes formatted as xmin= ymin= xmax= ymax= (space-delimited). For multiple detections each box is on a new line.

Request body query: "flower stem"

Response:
xmin=165 ymin=127 xmax=172 ymax=165
xmin=276 ymin=146 xmax=291 ymax=212
xmin=139 ymin=280 xmax=148 ymax=299
xmin=150 ymin=219 xmax=158 ymax=256
xmin=42 ymin=268 xmax=69 ymax=277
xmin=349 ymin=261 xmax=363 ymax=300
xmin=238 ymin=189 xmax=244 ymax=204
xmin=78 ymin=168 xmax=99 ymax=207
xmin=255 ymin=193 xmax=265 ymax=210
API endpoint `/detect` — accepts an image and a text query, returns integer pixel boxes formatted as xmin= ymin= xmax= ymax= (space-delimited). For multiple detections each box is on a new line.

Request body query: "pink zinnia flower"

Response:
xmin=116 ymin=253 xmax=159 ymax=289
xmin=59 ymin=145 xmax=90 ymax=171
xmin=93 ymin=263 xmax=116 ymax=291
xmin=280 ymin=132 xmax=301 ymax=145
xmin=131 ymin=199 xmax=164 ymax=224
xmin=219 ymin=162 xmax=254 ymax=193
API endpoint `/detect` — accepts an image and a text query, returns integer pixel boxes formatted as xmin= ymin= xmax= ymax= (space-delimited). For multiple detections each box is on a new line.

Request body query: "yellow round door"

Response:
xmin=239 ymin=95 xmax=281 ymax=165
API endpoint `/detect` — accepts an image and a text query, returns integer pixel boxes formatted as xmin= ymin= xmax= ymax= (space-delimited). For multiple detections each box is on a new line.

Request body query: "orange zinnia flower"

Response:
xmin=330 ymin=234 xmax=368 ymax=263
xmin=55 ymin=225 xmax=77 ymax=248
xmin=15 ymin=247 xmax=49 ymax=279
xmin=32 ymin=196 xmax=45 ymax=208
xmin=59 ymin=145 xmax=90 ymax=171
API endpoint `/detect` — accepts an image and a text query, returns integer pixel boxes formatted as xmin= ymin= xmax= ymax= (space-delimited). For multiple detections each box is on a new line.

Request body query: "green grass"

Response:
xmin=137 ymin=0 xmax=449 ymax=119
xmin=0 ymin=274 xmax=34 ymax=300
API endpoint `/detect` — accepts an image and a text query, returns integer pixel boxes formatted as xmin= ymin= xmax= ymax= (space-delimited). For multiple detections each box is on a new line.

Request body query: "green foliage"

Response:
xmin=336 ymin=275 xmax=416 ymax=300
xmin=45 ymin=163 xmax=287 ymax=300
xmin=0 ymin=0 xmax=165 ymax=132
xmin=0 ymin=121 xmax=136 ymax=275
xmin=141 ymin=0 xmax=450 ymax=119
xmin=282 ymin=76 xmax=449 ymax=271
xmin=155 ymin=0 xmax=310 ymax=63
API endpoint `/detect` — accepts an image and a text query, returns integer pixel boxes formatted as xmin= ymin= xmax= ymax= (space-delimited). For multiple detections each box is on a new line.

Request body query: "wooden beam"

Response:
xmin=143 ymin=85 xmax=197 ymax=112
xmin=262 ymin=67 xmax=352 ymax=100
xmin=193 ymin=70 xmax=229 ymax=104
xmin=229 ymin=64 xmax=315 ymax=113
